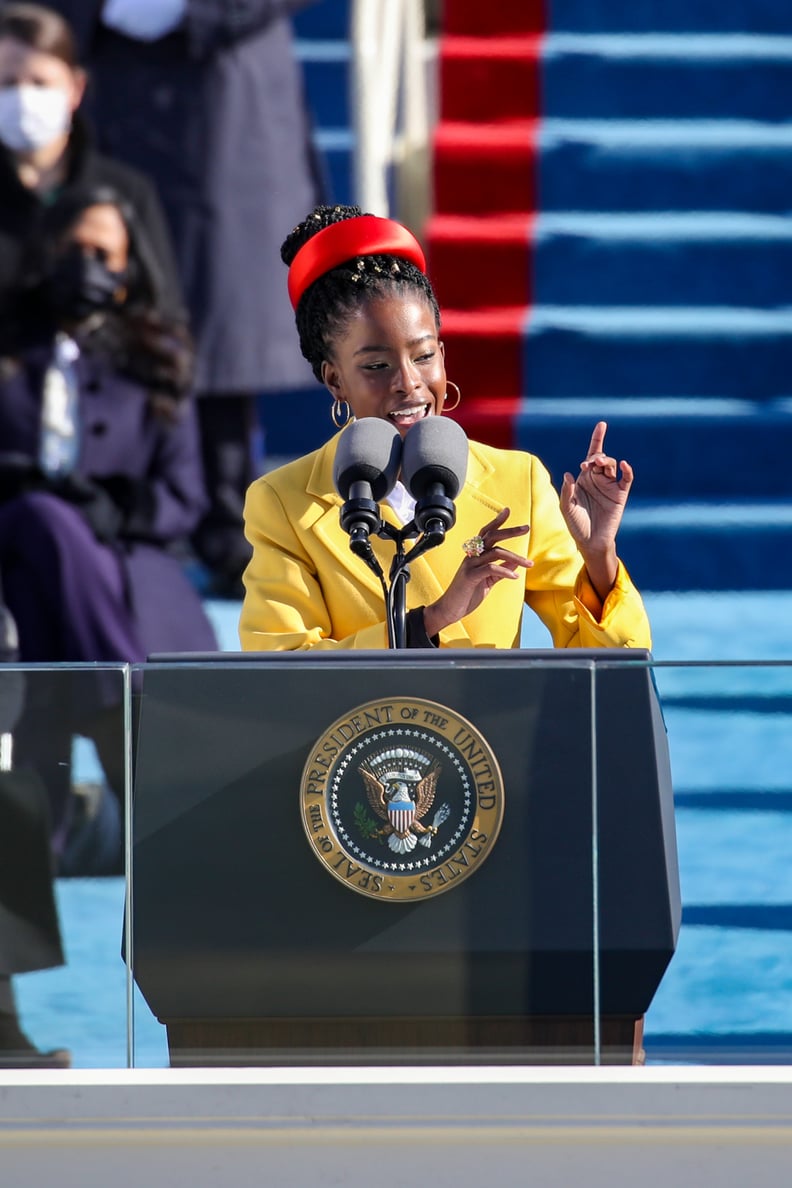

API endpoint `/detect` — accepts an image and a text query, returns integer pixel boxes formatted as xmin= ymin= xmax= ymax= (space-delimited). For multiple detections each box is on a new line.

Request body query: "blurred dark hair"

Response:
xmin=29 ymin=183 xmax=169 ymax=310
xmin=0 ymin=3 xmax=80 ymax=68
xmin=7 ymin=185 xmax=194 ymax=420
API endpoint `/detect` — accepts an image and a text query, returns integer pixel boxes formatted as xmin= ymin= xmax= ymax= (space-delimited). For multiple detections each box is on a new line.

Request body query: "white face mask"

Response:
xmin=0 ymin=84 xmax=71 ymax=152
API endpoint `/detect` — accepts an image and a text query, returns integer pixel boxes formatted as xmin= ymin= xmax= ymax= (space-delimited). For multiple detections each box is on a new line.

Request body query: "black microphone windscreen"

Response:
xmin=401 ymin=416 xmax=469 ymax=500
xmin=332 ymin=419 xmax=402 ymax=501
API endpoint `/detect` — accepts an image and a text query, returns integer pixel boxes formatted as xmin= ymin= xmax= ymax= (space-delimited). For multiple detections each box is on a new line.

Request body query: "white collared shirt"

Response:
xmin=384 ymin=480 xmax=416 ymax=526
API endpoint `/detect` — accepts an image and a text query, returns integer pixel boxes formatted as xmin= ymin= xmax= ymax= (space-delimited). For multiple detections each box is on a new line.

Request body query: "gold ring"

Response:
xmin=462 ymin=535 xmax=485 ymax=558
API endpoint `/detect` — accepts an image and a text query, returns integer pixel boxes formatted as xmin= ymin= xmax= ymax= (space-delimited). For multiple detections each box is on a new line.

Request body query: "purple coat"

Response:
xmin=0 ymin=342 xmax=218 ymax=660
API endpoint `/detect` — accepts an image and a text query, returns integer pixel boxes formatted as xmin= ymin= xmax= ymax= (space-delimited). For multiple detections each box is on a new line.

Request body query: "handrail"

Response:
xmin=350 ymin=0 xmax=431 ymax=234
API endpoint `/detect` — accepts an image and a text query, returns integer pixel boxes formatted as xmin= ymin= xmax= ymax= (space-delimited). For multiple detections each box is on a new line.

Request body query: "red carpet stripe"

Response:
xmin=440 ymin=36 xmax=543 ymax=122
xmin=430 ymin=1 xmax=547 ymax=447
xmin=442 ymin=0 xmax=546 ymax=37
xmin=438 ymin=307 xmax=526 ymax=444
xmin=426 ymin=213 xmax=534 ymax=311
xmin=432 ymin=121 xmax=540 ymax=216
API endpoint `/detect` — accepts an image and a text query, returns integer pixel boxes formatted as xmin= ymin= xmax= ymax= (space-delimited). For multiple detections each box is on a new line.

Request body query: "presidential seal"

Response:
xmin=299 ymin=697 xmax=505 ymax=902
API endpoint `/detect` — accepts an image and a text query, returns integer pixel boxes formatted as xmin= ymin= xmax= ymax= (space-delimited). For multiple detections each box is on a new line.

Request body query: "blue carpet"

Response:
xmin=12 ymin=592 xmax=792 ymax=1067
xmin=546 ymin=1 xmax=791 ymax=35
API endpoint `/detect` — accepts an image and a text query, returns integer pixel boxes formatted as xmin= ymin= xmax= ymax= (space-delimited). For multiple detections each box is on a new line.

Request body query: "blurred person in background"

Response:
xmin=1 ymin=606 xmax=70 ymax=1068
xmin=46 ymin=0 xmax=327 ymax=596
xmin=0 ymin=184 xmax=218 ymax=872
xmin=0 ymin=3 xmax=182 ymax=335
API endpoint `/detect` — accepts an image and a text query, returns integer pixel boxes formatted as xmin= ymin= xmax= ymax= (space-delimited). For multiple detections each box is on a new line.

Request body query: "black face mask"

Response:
xmin=46 ymin=244 xmax=127 ymax=321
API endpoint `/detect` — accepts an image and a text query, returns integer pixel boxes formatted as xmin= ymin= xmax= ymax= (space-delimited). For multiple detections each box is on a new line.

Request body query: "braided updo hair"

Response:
xmin=281 ymin=204 xmax=441 ymax=383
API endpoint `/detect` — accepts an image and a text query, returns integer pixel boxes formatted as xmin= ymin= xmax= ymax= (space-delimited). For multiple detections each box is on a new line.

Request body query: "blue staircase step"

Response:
xmin=290 ymin=3 xmax=352 ymax=205
xmin=673 ymin=808 xmax=792 ymax=903
xmin=657 ymin=689 xmax=792 ymax=711
xmin=293 ymin=0 xmax=349 ymax=40
xmin=684 ymin=905 xmax=792 ymax=927
xmin=297 ymin=40 xmax=350 ymax=129
xmin=538 ymin=121 xmax=792 ymax=213
xmin=675 ymin=792 xmax=792 ymax=811
xmin=514 ymin=398 xmax=792 ymax=498
xmin=549 ymin=0 xmax=792 ymax=35
xmin=645 ymin=1033 xmax=792 ymax=1063
xmin=656 ymin=694 xmax=792 ymax=790
xmin=543 ymin=36 xmax=792 ymax=121
xmin=430 ymin=213 xmax=792 ymax=310
xmin=617 ymin=500 xmax=792 ymax=590
xmin=522 ymin=307 xmax=792 ymax=399
xmin=645 ymin=924 xmax=792 ymax=1045
xmin=257 ymin=386 xmax=333 ymax=457
xmin=314 ymin=128 xmax=354 ymax=206
xmin=533 ymin=214 xmax=792 ymax=307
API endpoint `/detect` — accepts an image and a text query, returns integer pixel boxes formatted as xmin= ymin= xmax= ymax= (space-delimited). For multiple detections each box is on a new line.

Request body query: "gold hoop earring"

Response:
xmin=443 ymin=381 xmax=462 ymax=412
xmin=331 ymin=398 xmax=351 ymax=429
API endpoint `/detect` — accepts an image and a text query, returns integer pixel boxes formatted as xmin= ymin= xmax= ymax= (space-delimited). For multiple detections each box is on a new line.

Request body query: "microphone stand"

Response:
xmin=341 ymin=492 xmax=455 ymax=649
xmin=376 ymin=519 xmax=449 ymax=649
xmin=376 ymin=522 xmax=415 ymax=649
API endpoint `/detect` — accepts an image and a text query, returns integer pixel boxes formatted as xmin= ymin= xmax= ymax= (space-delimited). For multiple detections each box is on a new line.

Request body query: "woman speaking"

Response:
xmin=240 ymin=204 xmax=650 ymax=654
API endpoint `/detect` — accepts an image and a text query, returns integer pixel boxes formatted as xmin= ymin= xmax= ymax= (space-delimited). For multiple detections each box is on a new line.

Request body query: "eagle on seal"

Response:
xmin=359 ymin=758 xmax=443 ymax=854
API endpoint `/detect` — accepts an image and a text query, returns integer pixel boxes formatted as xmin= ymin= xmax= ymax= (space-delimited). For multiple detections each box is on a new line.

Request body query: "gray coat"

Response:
xmin=48 ymin=1 xmax=324 ymax=395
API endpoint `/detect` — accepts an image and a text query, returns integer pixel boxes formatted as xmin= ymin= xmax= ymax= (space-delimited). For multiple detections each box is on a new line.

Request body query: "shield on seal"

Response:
xmin=387 ymin=793 xmax=416 ymax=835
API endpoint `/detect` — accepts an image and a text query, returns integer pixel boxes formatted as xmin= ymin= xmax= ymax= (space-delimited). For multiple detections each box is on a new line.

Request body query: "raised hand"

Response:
xmin=559 ymin=421 xmax=633 ymax=598
xmin=560 ymin=422 xmax=633 ymax=548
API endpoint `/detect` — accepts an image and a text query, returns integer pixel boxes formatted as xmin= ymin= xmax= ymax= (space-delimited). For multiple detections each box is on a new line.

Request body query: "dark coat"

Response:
xmin=48 ymin=0 xmax=324 ymax=395
xmin=0 ymin=766 xmax=64 ymax=975
xmin=0 ymin=117 xmax=183 ymax=329
xmin=0 ymin=339 xmax=217 ymax=658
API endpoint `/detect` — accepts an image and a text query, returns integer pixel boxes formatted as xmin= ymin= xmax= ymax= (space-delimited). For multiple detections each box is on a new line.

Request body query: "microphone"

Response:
xmin=401 ymin=416 xmax=469 ymax=544
xmin=332 ymin=419 xmax=402 ymax=563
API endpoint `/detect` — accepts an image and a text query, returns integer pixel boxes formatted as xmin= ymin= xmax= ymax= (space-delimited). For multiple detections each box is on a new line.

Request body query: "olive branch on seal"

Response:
xmin=354 ymin=802 xmax=380 ymax=840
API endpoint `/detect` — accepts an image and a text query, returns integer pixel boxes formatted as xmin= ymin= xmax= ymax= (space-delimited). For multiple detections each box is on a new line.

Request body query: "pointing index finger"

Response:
xmin=586 ymin=420 xmax=607 ymax=459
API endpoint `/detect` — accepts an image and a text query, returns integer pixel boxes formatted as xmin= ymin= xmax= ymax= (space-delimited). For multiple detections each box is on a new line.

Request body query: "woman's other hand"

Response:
xmin=423 ymin=508 xmax=532 ymax=638
xmin=560 ymin=421 xmax=633 ymax=599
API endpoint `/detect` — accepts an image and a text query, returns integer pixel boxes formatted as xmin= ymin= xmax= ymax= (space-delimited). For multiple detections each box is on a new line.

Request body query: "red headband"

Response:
xmin=287 ymin=215 xmax=427 ymax=310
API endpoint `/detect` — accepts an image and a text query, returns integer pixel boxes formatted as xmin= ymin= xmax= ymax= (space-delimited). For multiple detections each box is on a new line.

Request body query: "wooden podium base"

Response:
xmin=166 ymin=1015 xmax=645 ymax=1067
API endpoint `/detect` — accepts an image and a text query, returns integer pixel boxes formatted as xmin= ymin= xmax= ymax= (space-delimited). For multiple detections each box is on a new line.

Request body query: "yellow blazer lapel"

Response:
xmin=451 ymin=440 xmax=509 ymax=528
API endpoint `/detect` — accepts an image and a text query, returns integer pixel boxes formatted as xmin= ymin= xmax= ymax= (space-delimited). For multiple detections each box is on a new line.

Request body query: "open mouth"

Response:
xmin=388 ymin=403 xmax=431 ymax=426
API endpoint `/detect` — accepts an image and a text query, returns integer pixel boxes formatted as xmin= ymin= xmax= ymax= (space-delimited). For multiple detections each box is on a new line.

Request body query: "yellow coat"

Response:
xmin=240 ymin=431 xmax=651 ymax=652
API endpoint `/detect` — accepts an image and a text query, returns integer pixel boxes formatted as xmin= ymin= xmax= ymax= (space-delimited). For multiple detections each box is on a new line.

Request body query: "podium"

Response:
xmin=132 ymin=649 xmax=680 ymax=1066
